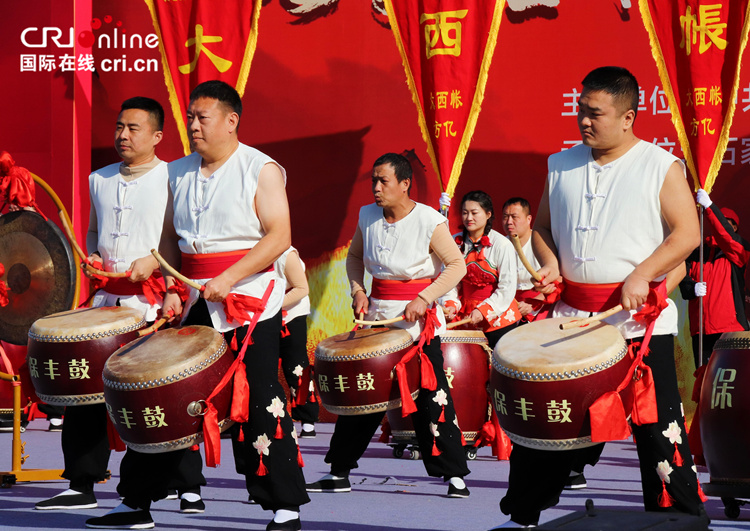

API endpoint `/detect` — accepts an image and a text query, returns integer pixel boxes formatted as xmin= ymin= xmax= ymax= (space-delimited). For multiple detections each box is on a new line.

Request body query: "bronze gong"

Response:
xmin=0 ymin=211 xmax=76 ymax=344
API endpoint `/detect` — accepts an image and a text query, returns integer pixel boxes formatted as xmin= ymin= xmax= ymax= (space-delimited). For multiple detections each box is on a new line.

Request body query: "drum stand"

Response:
xmin=0 ymin=370 xmax=63 ymax=488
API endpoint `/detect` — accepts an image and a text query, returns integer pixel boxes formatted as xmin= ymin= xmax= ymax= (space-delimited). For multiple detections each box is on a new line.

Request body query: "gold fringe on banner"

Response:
xmin=446 ymin=0 xmax=505 ymax=199
xmin=143 ymin=0 xmax=191 ymax=155
xmin=638 ymin=0 xmax=750 ymax=194
xmin=383 ymin=0 xmax=505 ymax=197
xmin=143 ymin=0 xmax=264 ymax=155
xmin=236 ymin=0 xmax=263 ymax=98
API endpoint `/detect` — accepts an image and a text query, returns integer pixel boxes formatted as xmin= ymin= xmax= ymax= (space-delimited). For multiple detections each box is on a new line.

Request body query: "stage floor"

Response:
xmin=2 ymin=420 xmax=749 ymax=530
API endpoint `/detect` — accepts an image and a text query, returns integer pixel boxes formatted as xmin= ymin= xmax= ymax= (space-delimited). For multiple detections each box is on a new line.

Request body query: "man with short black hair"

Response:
xmin=495 ymin=66 xmax=706 ymax=528
xmin=306 ymin=152 xmax=471 ymax=499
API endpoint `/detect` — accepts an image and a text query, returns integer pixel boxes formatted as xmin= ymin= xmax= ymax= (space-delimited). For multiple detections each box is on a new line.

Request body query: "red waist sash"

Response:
xmin=371 ymin=278 xmax=433 ymax=300
xmin=181 ymin=250 xmax=273 ymax=279
xmin=103 ymin=272 xmax=164 ymax=297
xmin=562 ymin=279 xmax=661 ymax=313
xmin=561 ymin=279 xmax=623 ymax=313
xmin=462 ymin=281 xmax=493 ymax=302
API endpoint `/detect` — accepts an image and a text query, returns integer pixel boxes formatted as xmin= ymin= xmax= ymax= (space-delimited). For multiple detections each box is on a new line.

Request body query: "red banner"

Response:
xmin=144 ymin=0 xmax=262 ymax=154
xmin=640 ymin=0 xmax=750 ymax=193
xmin=383 ymin=0 xmax=504 ymax=204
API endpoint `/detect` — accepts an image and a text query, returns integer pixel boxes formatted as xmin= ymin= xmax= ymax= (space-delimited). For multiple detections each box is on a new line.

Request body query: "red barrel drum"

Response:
xmin=314 ymin=327 xmax=419 ymax=415
xmin=699 ymin=331 xmax=750 ymax=487
xmin=103 ymin=325 xmax=233 ymax=453
xmin=490 ymin=317 xmax=630 ymax=450
xmin=27 ymin=306 xmax=146 ymax=406
xmin=387 ymin=330 xmax=492 ymax=445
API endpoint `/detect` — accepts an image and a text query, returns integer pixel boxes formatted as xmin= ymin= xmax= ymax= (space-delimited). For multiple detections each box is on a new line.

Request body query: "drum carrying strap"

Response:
xmin=392 ymin=307 xmax=439 ymax=417
xmin=201 ymin=280 xmax=275 ymax=468
xmin=588 ymin=281 xmax=668 ymax=442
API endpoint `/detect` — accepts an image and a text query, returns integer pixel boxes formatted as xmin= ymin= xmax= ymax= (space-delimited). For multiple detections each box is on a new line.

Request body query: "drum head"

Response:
xmin=493 ymin=317 xmax=627 ymax=378
xmin=29 ymin=306 xmax=146 ymax=342
xmin=0 ymin=211 xmax=76 ymax=344
xmin=104 ymin=325 xmax=226 ymax=383
xmin=315 ymin=327 xmax=413 ymax=360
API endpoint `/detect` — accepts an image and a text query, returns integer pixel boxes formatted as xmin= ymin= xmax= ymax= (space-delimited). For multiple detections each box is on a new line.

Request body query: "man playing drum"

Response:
xmin=154 ymin=80 xmax=307 ymax=531
xmin=306 ymin=152 xmax=471 ymax=498
xmin=37 ymin=97 xmax=206 ymax=519
xmin=496 ymin=66 xmax=707 ymax=528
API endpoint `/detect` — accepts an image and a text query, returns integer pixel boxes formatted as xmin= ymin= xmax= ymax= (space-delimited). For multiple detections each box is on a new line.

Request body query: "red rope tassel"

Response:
xmin=672 ymin=443 xmax=684 ymax=467
xmin=274 ymin=416 xmax=284 ymax=439
xmin=297 ymin=445 xmax=305 ymax=468
xmin=256 ymin=454 xmax=268 ymax=476
xmin=378 ymin=417 xmax=392 ymax=444
xmin=237 ymin=426 xmax=245 ymax=442
xmin=438 ymin=405 xmax=445 ymax=423
xmin=697 ymin=478 xmax=709 ymax=503
xmin=432 ymin=439 xmax=441 ymax=456
xmin=658 ymin=481 xmax=674 ymax=508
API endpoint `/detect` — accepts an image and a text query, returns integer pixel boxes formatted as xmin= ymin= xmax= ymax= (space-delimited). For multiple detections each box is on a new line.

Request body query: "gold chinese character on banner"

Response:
xmin=680 ymin=4 xmax=727 ymax=55
xmin=178 ymin=24 xmax=233 ymax=74
xmin=420 ymin=10 xmax=469 ymax=59
xmin=436 ymin=91 xmax=449 ymax=109
xmin=709 ymin=85 xmax=722 ymax=105
xmin=450 ymin=89 xmax=463 ymax=109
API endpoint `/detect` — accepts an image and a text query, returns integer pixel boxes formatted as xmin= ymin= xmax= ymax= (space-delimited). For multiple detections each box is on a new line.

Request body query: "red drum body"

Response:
xmin=699 ymin=331 xmax=750 ymax=485
xmin=27 ymin=307 xmax=146 ymax=406
xmin=388 ymin=330 xmax=491 ymax=444
xmin=314 ymin=327 xmax=419 ymax=415
xmin=490 ymin=317 xmax=629 ymax=450
xmin=103 ymin=325 xmax=233 ymax=453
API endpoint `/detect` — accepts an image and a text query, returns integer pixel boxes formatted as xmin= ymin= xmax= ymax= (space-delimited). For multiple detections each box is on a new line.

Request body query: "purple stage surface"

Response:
xmin=1 ymin=420 xmax=749 ymax=530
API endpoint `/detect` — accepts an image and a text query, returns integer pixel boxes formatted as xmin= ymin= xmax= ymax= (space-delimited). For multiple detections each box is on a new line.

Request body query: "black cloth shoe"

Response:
xmin=447 ymin=483 xmax=470 ymax=498
xmin=563 ymin=472 xmax=587 ymax=490
xmin=266 ymin=518 xmax=301 ymax=530
xmin=165 ymin=489 xmax=178 ymax=500
xmin=85 ymin=509 xmax=154 ymax=529
xmin=299 ymin=428 xmax=316 ymax=438
xmin=36 ymin=491 xmax=97 ymax=510
xmin=179 ymin=497 xmax=205 ymax=513
xmin=306 ymin=477 xmax=351 ymax=493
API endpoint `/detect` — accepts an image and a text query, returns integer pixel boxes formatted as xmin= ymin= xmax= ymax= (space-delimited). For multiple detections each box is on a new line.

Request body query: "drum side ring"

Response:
xmin=315 ymin=339 xmax=414 ymax=362
xmin=103 ymin=342 xmax=228 ymax=390
xmin=29 ymin=319 xmax=147 ymax=343
xmin=503 ymin=430 xmax=600 ymax=451
xmin=321 ymin=390 xmax=419 ymax=415
xmin=121 ymin=418 xmax=234 ymax=453
xmin=391 ymin=429 xmax=479 ymax=441
xmin=35 ymin=391 xmax=104 ymax=406
xmin=491 ymin=343 xmax=628 ymax=381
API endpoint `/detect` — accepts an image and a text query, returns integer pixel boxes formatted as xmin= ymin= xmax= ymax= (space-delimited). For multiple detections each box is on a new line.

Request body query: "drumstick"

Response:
xmin=511 ymin=234 xmax=542 ymax=282
xmin=137 ymin=310 xmax=174 ymax=337
xmin=446 ymin=317 xmax=472 ymax=329
xmin=353 ymin=315 xmax=405 ymax=326
xmin=559 ymin=304 xmax=624 ymax=330
xmin=59 ymin=212 xmax=130 ymax=278
xmin=150 ymin=249 xmax=206 ymax=292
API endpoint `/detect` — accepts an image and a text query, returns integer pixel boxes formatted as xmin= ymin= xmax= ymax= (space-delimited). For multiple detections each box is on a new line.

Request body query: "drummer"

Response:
xmin=36 ymin=97 xmax=206 ymax=519
xmin=306 ymin=152 xmax=471 ymax=497
xmin=497 ymin=66 xmax=707 ymax=527
xmin=155 ymin=80 xmax=309 ymax=531
xmin=442 ymin=190 xmax=520 ymax=349
xmin=501 ymin=197 xmax=550 ymax=322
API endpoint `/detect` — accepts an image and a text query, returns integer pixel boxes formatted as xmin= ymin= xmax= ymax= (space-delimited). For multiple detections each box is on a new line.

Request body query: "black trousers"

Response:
xmin=499 ymin=335 xmax=704 ymax=525
xmin=61 ymin=404 xmax=111 ymax=493
xmin=184 ymin=298 xmax=310 ymax=512
xmin=485 ymin=321 xmax=520 ymax=350
xmin=326 ymin=336 xmax=470 ymax=480
xmin=279 ymin=315 xmax=318 ymax=424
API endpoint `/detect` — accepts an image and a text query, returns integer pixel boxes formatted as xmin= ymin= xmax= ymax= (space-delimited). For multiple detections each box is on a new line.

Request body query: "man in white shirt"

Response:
xmin=38 ymin=98 xmax=205 ymax=520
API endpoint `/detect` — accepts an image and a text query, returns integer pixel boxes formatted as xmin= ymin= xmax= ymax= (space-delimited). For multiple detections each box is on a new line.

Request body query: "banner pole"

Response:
xmin=698 ymin=206 xmax=704 ymax=367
